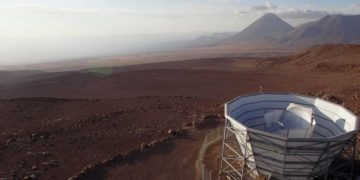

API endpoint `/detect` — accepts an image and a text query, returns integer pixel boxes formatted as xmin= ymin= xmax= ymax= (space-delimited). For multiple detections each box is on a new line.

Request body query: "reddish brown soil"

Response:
xmin=0 ymin=97 xmax=221 ymax=179
xmin=203 ymin=140 xmax=222 ymax=180
xmin=0 ymin=44 xmax=360 ymax=180
xmin=103 ymin=129 xmax=208 ymax=180
xmin=257 ymin=44 xmax=360 ymax=73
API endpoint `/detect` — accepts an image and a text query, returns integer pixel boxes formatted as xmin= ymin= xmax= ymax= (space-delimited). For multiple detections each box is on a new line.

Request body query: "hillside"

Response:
xmin=275 ymin=15 xmax=360 ymax=47
xmin=191 ymin=32 xmax=233 ymax=47
xmin=257 ymin=44 xmax=360 ymax=73
xmin=221 ymin=13 xmax=294 ymax=44
xmin=1 ymin=44 xmax=360 ymax=100
xmin=0 ymin=70 xmax=44 ymax=85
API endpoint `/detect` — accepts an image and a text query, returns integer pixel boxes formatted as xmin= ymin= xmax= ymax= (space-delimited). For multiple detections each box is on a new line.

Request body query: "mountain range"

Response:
xmin=277 ymin=14 xmax=360 ymax=46
xmin=192 ymin=13 xmax=360 ymax=48
xmin=191 ymin=32 xmax=234 ymax=47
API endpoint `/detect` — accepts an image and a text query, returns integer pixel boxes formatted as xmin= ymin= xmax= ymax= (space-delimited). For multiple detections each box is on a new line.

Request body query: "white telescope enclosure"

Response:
xmin=222 ymin=93 xmax=358 ymax=179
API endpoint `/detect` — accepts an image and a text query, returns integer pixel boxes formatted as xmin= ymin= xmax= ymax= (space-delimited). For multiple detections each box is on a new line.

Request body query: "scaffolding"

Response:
xmin=220 ymin=118 xmax=271 ymax=180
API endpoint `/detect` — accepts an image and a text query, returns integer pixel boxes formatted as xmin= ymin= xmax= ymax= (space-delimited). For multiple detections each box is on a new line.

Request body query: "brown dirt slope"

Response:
xmin=257 ymin=44 xmax=360 ymax=73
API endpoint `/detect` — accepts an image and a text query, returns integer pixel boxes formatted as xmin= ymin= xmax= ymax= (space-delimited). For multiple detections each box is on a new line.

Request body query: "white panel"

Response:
xmin=314 ymin=99 xmax=341 ymax=117
xmin=251 ymin=124 xmax=266 ymax=131
xmin=255 ymin=161 xmax=284 ymax=172
xmin=285 ymin=154 xmax=320 ymax=162
xmin=263 ymin=101 xmax=290 ymax=109
xmin=314 ymin=117 xmax=340 ymax=135
xmin=312 ymin=133 xmax=324 ymax=138
xmin=234 ymin=133 xmax=258 ymax=172
xmin=240 ymin=94 xmax=264 ymax=102
xmin=314 ymin=118 xmax=344 ymax=136
xmin=252 ymin=146 xmax=285 ymax=161
xmin=313 ymin=125 xmax=334 ymax=137
xmin=228 ymin=94 xmax=264 ymax=112
xmin=334 ymin=118 xmax=349 ymax=132
xmin=313 ymin=107 xmax=339 ymax=123
xmin=291 ymin=95 xmax=316 ymax=105
xmin=244 ymin=117 xmax=265 ymax=127
xmin=288 ymin=129 xmax=310 ymax=138
xmin=262 ymin=94 xmax=291 ymax=101
xmin=254 ymin=157 xmax=284 ymax=169
xmin=231 ymin=102 xmax=265 ymax=119
xmin=236 ymin=109 xmax=265 ymax=122
xmin=332 ymin=132 xmax=356 ymax=141
xmin=227 ymin=99 xmax=245 ymax=112
xmin=284 ymin=165 xmax=315 ymax=172
xmin=264 ymin=110 xmax=284 ymax=130
xmin=248 ymin=132 xmax=286 ymax=147
xmin=234 ymin=101 xmax=265 ymax=115
xmin=286 ymin=141 xmax=327 ymax=148
xmin=227 ymin=117 xmax=247 ymax=131
xmin=337 ymin=107 xmax=357 ymax=132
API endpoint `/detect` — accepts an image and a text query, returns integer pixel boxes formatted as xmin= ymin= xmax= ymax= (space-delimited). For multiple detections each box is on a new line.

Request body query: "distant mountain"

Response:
xmin=0 ymin=70 xmax=43 ymax=85
xmin=191 ymin=32 xmax=233 ymax=47
xmin=194 ymin=13 xmax=360 ymax=49
xmin=0 ymin=70 xmax=71 ymax=86
xmin=276 ymin=15 xmax=360 ymax=47
xmin=223 ymin=13 xmax=294 ymax=43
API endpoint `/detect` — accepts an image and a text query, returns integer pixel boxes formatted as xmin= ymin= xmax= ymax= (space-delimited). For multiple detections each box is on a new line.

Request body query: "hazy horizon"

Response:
xmin=1 ymin=0 xmax=360 ymax=66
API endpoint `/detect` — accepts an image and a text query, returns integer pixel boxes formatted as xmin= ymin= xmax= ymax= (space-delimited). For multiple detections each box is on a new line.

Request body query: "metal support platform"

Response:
xmin=220 ymin=118 xmax=271 ymax=180
xmin=219 ymin=118 xmax=357 ymax=180
xmin=221 ymin=93 xmax=359 ymax=180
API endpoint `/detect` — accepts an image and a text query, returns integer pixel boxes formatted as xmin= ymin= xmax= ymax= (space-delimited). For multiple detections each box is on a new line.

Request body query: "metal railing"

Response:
xmin=199 ymin=127 xmax=224 ymax=180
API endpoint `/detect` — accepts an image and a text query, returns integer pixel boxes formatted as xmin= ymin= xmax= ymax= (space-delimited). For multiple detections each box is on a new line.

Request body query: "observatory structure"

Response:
xmin=220 ymin=93 xmax=358 ymax=179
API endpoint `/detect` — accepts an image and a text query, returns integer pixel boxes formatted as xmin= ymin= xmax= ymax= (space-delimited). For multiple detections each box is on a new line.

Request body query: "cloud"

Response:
xmin=277 ymin=9 xmax=330 ymax=19
xmin=0 ymin=3 xmax=187 ymax=19
xmin=1 ymin=2 xmax=241 ymax=19
xmin=236 ymin=1 xmax=278 ymax=14
xmin=350 ymin=3 xmax=360 ymax=7
xmin=235 ymin=1 xmax=331 ymax=20
xmin=250 ymin=1 xmax=277 ymax=11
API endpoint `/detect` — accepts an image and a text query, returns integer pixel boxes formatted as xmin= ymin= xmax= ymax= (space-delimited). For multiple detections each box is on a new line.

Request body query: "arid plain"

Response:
xmin=1 ymin=44 xmax=360 ymax=179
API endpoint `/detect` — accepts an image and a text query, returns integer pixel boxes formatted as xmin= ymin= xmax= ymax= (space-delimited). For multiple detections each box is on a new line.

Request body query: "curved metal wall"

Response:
xmin=225 ymin=93 xmax=358 ymax=179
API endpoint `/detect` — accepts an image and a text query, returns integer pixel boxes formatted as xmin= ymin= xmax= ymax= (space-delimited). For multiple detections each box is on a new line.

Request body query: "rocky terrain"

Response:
xmin=0 ymin=44 xmax=360 ymax=179
xmin=0 ymin=96 xmax=223 ymax=179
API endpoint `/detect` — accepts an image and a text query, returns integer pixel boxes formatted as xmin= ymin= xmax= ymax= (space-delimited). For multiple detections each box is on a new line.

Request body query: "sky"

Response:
xmin=0 ymin=0 xmax=360 ymax=66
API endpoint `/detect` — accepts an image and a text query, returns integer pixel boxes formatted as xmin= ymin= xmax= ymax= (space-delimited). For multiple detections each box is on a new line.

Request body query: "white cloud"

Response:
xmin=0 ymin=3 xmax=180 ymax=18
xmin=265 ymin=1 xmax=277 ymax=9
xmin=350 ymin=3 xmax=360 ymax=7
xmin=277 ymin=9 xmax=330 ymax=19
xmin=250 ymin=1 xmax=277 ymax=11
xmin=236 ymin=1 xmax=333 ymax=21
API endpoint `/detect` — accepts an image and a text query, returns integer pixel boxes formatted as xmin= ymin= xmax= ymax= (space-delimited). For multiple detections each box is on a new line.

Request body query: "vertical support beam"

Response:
xmin=219 ymin=118 xmax=264 ymax=180
xmin=242 ymin=130 xmax=248 ymax=177
xmin=220 ymin=117 xmax=245 ymax=179
xmin=324 ymin=141 xmax=331 ymax=180
xmin=350 ymin=135 xmax=357 ymax=179
xmin=219 ymin=118 xmax=228 ymax=175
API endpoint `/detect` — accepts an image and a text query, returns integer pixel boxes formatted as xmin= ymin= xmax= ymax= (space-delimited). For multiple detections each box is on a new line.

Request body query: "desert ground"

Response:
xmin=1 ymin=44 xmax=360 ymax=180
